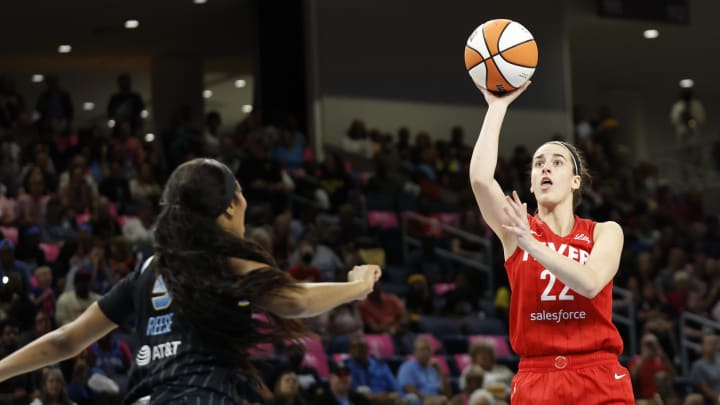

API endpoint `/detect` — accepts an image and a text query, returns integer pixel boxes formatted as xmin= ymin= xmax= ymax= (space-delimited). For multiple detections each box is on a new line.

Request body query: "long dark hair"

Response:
xmin=153 ymin=158 xmax=309 ymax=373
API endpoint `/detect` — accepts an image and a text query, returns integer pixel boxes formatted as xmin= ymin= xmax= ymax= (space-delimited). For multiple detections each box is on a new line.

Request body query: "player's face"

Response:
xmin=530 ymin=143 xmax=580 ymax=208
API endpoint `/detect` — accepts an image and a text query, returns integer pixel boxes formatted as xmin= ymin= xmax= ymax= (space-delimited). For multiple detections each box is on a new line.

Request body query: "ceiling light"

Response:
xmin=124 ymin=20 xmax=140 ymax=29
xmin=82 ymin=102 xmax=95 ymax=111
xmin=145 ymin=133 xmax=155 ymax=142
xmin=234 ymin=79 xmax=247 ymax=88
xmin=58 ymin=45 xmax=72 ymax=53
xmin=242 ymin=104 xmax=253 ymax=113
xmin=203 ymin=90 xmax=213 ymax=99
xmin=31 ymin=74 xmax=44 ymax=83
xmin=141 ymin=109 xmax=149 ymax=119
xmin=679 ymin=79 xmax=694 ymax=88
xmin=108 ymin=119 xmax=116 ymax=128
xmin=643 ymin=29 xmax=659 ymax=39
xmin=193 ymin=0 xmax=207 ymax=4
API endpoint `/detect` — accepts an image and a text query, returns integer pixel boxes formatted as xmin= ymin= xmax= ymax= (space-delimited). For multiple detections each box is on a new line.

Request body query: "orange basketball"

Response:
xmin=464 ymin=19 xmax=538 ymax=94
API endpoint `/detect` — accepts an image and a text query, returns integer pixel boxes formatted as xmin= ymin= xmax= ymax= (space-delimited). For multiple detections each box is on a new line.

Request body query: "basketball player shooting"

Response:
xmin=468 ymin=81 xmax=635 ymax=404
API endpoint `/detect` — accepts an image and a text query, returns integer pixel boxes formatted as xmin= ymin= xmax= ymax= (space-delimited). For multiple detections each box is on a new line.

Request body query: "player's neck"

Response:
xmin=538 ymin=203 xmax=576 ymax=237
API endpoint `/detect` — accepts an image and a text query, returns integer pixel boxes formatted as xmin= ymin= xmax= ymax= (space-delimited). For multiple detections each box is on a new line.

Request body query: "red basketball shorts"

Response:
xmin=510 ymin=351 xmax=634 ymax=404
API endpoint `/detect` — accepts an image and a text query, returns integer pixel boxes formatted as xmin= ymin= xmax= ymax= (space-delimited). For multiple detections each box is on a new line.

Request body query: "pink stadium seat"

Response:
xmin=298 ymin=336 xmax=329 ymax=377
xmin=0 ymin=226 xmax=18 ymax=245
xmin=39 ymin=243 xmax=60 ymax=263
xmin=433 ymin=283 xmax=456 ymax=296
xmin=468 ymin=335 xmax=512 ymax=358
xmin=75 ymin=213 xmax=91 ymax=226
xmin=367 ymin=211 xmax=399 ymax=229
xmin=332 ymin=353 xmax=350 ymax=363
xmin=434 ymin=213 xmax=460 ymax=228
xmin=364 ymin=334 xmax=395 ymax=357
xmin=454 ymin=354 xmax=472 ymax=371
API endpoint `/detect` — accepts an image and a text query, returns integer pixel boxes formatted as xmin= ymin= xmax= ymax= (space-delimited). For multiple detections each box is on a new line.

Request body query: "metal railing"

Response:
xmin=401 ymin=211 xmax=494 ymax=298
xmin=611 ymin=286 xmax=637 ymax=357
xmin=679 ymin=312 xmax=720 ymax=376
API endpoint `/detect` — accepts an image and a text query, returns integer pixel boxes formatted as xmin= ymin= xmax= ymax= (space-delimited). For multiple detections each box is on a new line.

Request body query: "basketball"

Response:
xmin=464 ymin=19 xmax=538 ymax=93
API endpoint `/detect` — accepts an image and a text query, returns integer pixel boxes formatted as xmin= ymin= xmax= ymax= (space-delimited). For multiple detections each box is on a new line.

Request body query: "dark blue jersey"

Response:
xmin=98 ymin=257 xmax=241 ymax=404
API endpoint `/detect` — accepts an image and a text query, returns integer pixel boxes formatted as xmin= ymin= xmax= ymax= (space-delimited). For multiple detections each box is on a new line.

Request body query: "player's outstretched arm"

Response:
xmin=0 ymin=303 xmax=117 ymax=382
xmin=469 ymin=82 xmax=530 ymax=258
xmin=257 ymin=265 xmax=381 ymax=318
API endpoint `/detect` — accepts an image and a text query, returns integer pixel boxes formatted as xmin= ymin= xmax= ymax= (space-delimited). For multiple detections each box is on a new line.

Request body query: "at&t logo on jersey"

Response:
xmin=135 ymin=341 xmax=182 ymax=367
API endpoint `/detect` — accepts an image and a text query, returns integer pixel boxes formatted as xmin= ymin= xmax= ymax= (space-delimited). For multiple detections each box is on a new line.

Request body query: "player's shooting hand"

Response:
xmin=501 ymin=190 xmax=534 ymax=250
xmin=479 ymin=81 xmax=531 ymax=108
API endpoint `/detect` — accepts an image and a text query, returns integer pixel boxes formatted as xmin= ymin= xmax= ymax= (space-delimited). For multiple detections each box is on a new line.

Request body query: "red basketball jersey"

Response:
xmin=505 ymin=215 xmax=623 ymax=357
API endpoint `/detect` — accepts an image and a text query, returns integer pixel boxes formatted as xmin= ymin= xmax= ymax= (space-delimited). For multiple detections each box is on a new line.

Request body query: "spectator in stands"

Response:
xmin=29 ymin=367 xmax=76 ymax=405
xmin=238 ymin=132 xmax=292 ymax=215
xmin=107 ymin=236 xmax=132 ymax=288
xmin=30 ymin=266 xmax=56 ymax=318
xmin=405 ymin=274 xmax=434 ymax=318
xmin=107 ymin=73 xmax=145 ymax=132
xmin=289 ymin=237 xmax=343 ymax=282
xmin=689 ymin=333 xmax=720 ymax=403
xmin=397 ymin=336 xmax=451 ymax=405
xmin=628 ymin=333 xmax=677 ymax=400
xmin=41 ymin=196 xmax=77 ymax=244
xmin=110 ymin=120 xmax=144 ymax=168
xmin=0 ymin=271 xmax=35 ymax=331
xmin=282 ymin=343 xmax=320 ymax=396
xmin=121 ymin=199 xmax=154 ymax=246
xmin=129 ymin=162 xmax=162 ymax=204
xmin=459 ymin=340 xmax=513 ymax=399
xmin=317 ymin=153 xmax=354 ymax=211
xmin=0 ymin=75 xmax=25 ymax=130
xmin=358 ymin=284 xmax=407 ymax=335
xmin=0 ymin=240 xmax=32 ymax=281
xmin=16 ymin=168 xmax=50 ymax=227
xmin=313 ymin=360 xmax=369 ymax=405
xmin=0 ymin=320 xmax=37 ymax=403
xmin=441 ymin=270 xmax=481 ymax=317
xmin=99 ymin=159 xmax=132 ymax=213
xmin=450 ymin=365 xmax=485 ymax=405
xmin=87 ymin=331 xmax=132 ymax=393
xmin=58 ymin=164 xmax=94 ymax=218
xmin=20 ymin=310 xmax=53 ymax=347
xmin=342 ymin=120 xmax=372 ymax=158
xmin=16 ymin=226 xmax=46 ymax=268
xmin=288 ymin=241 xmax=322 ymax=282
xmin=217 ymin=134 xmax=242 ymax=175
xmin=274 ymin=127 xmax=305 ymax=171
xmin=265 ymin=369 xmax=308 ymax=405
xmin=665 ymin=271 xmax=690 ymax=316
xmin=201 ymin=111 xmax=222 ymax=157
xmin=346 ymin=335 xmax=403 ymax=405
xmin=55 ymin=269 xmax=100 ymax=326
xmin=18 ymin=144 xmax=57 ymax=194
xmin=0 ymin=183 xmax=16 ymax=225
xmin=35 ymin=75 xmax=73 ymax=131
xmin=90 ymin=196 xmax=122 ymax=240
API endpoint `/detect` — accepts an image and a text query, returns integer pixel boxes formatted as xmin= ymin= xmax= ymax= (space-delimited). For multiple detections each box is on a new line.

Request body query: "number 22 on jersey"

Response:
xmin=539 ymin=269 xmax=574 ymax=301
